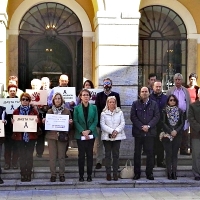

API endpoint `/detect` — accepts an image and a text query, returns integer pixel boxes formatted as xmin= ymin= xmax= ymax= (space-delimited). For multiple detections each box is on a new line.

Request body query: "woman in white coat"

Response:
xmin=100 ymin=96 xmax=126 ymax=181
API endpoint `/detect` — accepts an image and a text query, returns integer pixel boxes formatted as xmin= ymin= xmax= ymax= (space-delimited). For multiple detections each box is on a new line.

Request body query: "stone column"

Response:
xmin=94 ymin=4 xmax=141 ymax=155
xmin=0 ymin=12 xmax=8 ymax=88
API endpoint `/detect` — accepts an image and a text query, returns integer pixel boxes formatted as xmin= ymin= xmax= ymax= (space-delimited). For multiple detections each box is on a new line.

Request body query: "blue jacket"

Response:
xmin=130 ymin=99 xmax=160 ymax=137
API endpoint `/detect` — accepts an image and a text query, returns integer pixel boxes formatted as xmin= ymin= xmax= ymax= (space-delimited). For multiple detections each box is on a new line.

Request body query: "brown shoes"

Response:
xmin=106 ymin=174 xmax=111 ymax=181
xmin=113 ymin=174 xmax=118 ymax=181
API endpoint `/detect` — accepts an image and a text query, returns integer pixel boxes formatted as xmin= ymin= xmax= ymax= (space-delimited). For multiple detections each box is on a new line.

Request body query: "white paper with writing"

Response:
xmin=88 ymin=89 xmax=102 ymax=104
xmin=53 ymin=87 xmax=76 ymax=102
xmin=0 ymin=98 xmax=20 ymax=114
xmin=0 ymin=120 xmax=5 ymax=137
xmin=45 ymin=114 xmax=69 ymax=131
xmin=13 ymin=115 xmax=37 ymax=132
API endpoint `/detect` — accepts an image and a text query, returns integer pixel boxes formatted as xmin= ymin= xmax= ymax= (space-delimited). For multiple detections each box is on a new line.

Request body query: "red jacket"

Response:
xmin=12 ymin=106 xmax=40 ymax=141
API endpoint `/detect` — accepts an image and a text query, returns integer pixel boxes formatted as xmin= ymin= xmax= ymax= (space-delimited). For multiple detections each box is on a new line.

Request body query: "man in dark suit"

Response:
xmin=130 ymin=87 xmax=160 ymax=180
xmin=95 ymin=78 xmax=121 ymax=169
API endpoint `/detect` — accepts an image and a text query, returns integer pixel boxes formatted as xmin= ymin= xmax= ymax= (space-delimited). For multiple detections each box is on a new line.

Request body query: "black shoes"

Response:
xmin=168 ymin=173 xmax=172 ymax=180
xmin=113 ymin=174 xmax=118 ymax=181
xmin=95 ymin=163 xmax=102 ymax=169
xmin=26 ymin=175 xmax=31 ymax=182
xmin=180 ymin=151 xmax=190 ymax=155
xmin=60 ymin=176 xmax=65 ymax=182
xmin=87 ymin=175 xmax=92 ymax=182
xmin=146 ymin=174 xmax=154 ymax=180
xmin=106 ymin=174 xmax=111 ymax=181
xmin=4 ymin=164 xmax=10 ymax=170
xmin=12 ymin=164 xmax=18 ymax=169
xmin=79 ymin=176 xmax=84 ymax=182
xmin=50 ymin=176 xmax=56 ymax=182
xmin=36 ymin=154 xmax=42 ymax=158
xmin=21 ymin=175 xmax=27 ymax=182
xmin=133 ymin=174 xmax=140 ymax=180
xmin=195 ymin=177 xmax=200 ymax=181
xmin=0 ymin=177 xmax=4 ymax=184
xmin=157 ymin=162 xmax=166 ymax=168
xmin=171 ymin=172 xmax=177 ymax=180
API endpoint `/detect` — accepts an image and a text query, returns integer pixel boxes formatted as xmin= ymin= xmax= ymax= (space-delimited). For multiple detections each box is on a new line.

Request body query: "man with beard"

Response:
xmin=150 ymin=80 xmax=167 ymax=167
xmin=95 ymin=78 xmax=121 ymax=169
xmin=130 ymin=87 xmax=160 ymax=180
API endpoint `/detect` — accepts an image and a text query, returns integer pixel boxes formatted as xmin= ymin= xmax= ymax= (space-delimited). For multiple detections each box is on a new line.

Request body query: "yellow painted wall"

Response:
xmin=178 ymin=0 xmax=200 ymax=83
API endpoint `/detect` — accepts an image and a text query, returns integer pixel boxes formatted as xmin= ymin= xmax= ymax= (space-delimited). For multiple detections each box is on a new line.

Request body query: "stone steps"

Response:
xmin=1 ymin=166 xmax=193 ymax=180
xmin=0 ymin=177 xmax=199 ymax=191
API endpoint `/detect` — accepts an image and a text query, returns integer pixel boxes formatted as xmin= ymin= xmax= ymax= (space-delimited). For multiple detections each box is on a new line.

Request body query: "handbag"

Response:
xmin=120 ymin=159 xmax=134 ymax=179
xmin=58 ymin=132 xmax=68 ymax=142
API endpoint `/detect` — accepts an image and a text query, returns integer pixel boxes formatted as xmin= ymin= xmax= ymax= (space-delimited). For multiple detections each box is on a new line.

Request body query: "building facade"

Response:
xmin=0 ymin=0 xmax=200 ymax=154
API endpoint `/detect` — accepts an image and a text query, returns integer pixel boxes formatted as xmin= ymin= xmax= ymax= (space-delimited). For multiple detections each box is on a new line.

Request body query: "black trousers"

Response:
xmin=103 ymin=140 xmax=121 ymax=174
xmin=77 ymin=138 xmax=95 ymax=177
xmin=36 ymin=133 xmax=45 ymax=156
xmin=162 ymin=136 xmax=181 ymax=174
xmin=17 ymin=140 xmax=35 ymax=175
xmin=4 ymin=136 xmax=19 ymax=165
xmin=134 ymin=136 xmax=154 ymax=176
xmin=154 ymin=126 xmax=164 ymax=165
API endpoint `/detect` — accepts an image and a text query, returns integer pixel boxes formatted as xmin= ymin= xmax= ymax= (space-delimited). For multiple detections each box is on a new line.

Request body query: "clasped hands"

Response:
xmin=82 ymin=130 xmax=91 ymax=140
xmin=141 ymin=125 xmax=149 ymax=132
xmin=110 ymin=130 xmax=118 ymax=138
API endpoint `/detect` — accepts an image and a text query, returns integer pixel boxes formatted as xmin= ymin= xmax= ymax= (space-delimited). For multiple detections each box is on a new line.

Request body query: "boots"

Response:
xmin=167 ymin=173 xmax=172 ymax=180
xmin=171 ymin=172 xmax=177 ymax=180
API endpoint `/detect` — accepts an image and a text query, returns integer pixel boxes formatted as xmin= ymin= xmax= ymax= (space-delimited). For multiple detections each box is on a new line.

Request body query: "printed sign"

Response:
xmin=45 ymin=114 xmax=69 ymax=131
xmin=88 ymin=89 xmax=102 ymax=104
xmin=0 ymin=98 xmax=20 ymax=114
xmin=13 ymin=115 xmax=37 ymax=132
xmin=53 ymin=87 xmax=76 ymax=102
xmin=0 ymin=120 xmax=5 ymax=137
xmin=26 ymin=89 xmax=48 ymax=105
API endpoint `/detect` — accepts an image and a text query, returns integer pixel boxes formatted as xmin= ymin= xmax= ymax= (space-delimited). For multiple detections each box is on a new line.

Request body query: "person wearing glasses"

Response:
xmin=74 ymin=89 xmax=98 ymax=182
xmin=12 ymin=93 xmax=40 ymax=182
xmin=95 ymin=78 xmax=121 ymax=169
xmin=166 ymin=73 xmax=191 ymax=155
xmin=161 ymin=94 xmax=184 ymax=180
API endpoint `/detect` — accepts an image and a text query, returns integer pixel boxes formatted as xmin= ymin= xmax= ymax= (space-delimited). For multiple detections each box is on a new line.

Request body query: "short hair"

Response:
xmin=79 ymin=89 xmax=91 ymax=98
xmin=148 ymin=73 xmax=157 ymax=79
xmin=174 ymin=73 xmax=183 ymax=80
xmin=59 ymin=74 xmax=69 ymax=80
xmin=52 ymin=92 xmax=65 ymax=105
xmin=153 ymin=80 xmax=162 ymax=85
xmin=9 ymin=76 xmax=18 ymax=85
xmin=41 ymin=77 xmax=50 ymax=83
xmin=31 ymin=79 xmax=42 ymax=88
xmin=167 ymin=94 xmax=179 ymax=106
xmin=83 ymin=80 xmax=94 ymax=89
xmin=103 ymin=77 xmax=112 ymax=85
xmin=189 ymin=73 xmax=198 ymax=80
xmin=20 ymin=92 xmax=31 ymax=102
xmin=7 ymin=84 xmax=17 ymax=92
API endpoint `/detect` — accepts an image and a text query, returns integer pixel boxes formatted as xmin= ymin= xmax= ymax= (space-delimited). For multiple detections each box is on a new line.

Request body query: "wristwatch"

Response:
xmin=147 ymin=125 xmax=150 ymax=129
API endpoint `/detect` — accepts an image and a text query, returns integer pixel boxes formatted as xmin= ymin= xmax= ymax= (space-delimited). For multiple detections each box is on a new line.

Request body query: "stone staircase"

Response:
xmin=0 ymin=147 xmax=197 ymax=190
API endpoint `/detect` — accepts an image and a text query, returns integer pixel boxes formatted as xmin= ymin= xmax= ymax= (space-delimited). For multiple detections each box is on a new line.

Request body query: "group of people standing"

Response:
xmin=131 ymin=72 xmax=200 ymax=181
xmin=0 ymin=72 xmax=200 ymax=185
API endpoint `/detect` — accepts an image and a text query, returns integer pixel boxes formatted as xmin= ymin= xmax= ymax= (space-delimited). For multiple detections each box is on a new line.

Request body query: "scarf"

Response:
xmin=165 ymin=105 xmax=179 ymax=126
xmin=52 ymin=103 xmax=65 ymax=115
xmin=19 ymin=105 xmax=30 ymax=142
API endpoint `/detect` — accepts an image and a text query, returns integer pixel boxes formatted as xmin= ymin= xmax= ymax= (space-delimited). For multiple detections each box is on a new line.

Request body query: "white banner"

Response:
xmin=88 ymin=89 xmax=102 ymax=104
xmin=53 ymin=87 xmax=76 ymax=102
xmin=45 ymin=114 xmax=69 ymax=131
xmin=26 ymin=89 xmax=48 ymax=105
xmin=13 ymin=115 xmax=37 ymax=132
xmin=0 ymin=120 xmax=5 ymax=137
xmin=0 ymin=98 xmax=20 ymax=114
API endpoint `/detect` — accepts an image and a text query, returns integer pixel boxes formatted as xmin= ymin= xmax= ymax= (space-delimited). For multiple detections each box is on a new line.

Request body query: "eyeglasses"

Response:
xmin=82 ymin=94 xmax=89 ymax=96
xmin=103 ymin=81 xmax=111 ymax=85
xmin=22 ymin=98 xmax=29 ymax=102
xmin=169 ymin=99 xmax=175 ymax=102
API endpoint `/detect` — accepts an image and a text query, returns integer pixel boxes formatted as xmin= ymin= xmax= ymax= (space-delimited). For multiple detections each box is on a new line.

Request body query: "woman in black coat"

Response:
xmin=161 ymin=94 xmax=184 ymax=180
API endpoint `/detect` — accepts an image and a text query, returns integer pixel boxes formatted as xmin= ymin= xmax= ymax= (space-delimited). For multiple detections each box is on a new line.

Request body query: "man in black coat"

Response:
xmin=95 ymin=78 xmax=121 ymax=169
xmin=130 ymin=87 xmax=160 ymax=180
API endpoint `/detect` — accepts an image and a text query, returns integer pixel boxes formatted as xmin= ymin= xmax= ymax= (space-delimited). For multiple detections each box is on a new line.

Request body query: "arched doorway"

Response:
xmin=18 ymin=2 xmax=83 ymax=90
xmin=139 ymin=5 xmax=187 ymax=92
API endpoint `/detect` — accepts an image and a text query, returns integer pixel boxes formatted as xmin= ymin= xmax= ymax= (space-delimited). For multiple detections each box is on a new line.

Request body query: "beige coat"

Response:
xmin=45 ymin=108 xmax=72 ymax=140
